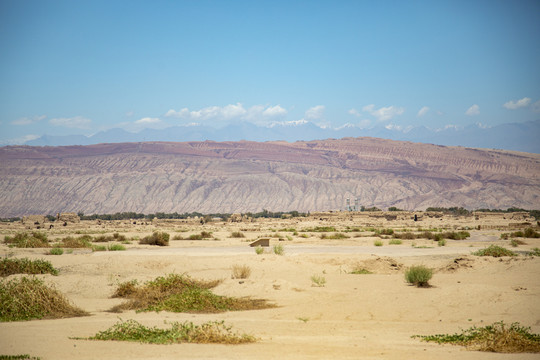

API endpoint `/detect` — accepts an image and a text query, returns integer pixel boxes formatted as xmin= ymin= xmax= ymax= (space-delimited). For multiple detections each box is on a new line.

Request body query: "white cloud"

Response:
xmin=135 ymin=117 xmax=161 ymax=124
xmin=532 ymin=100 xmax=540 ymax=113
xmin=385 ymin=124 xmax=402 ymax=131
xmin=0 ymin=134 xmax=40 ymax=145
xmin=503 ymin=97 xmax=531 ymax=110
xmin=417 ymin=106 xmax=429 ymax=117
xmin=49 ymin=116 xmax=91 ymax=129
xmin=348 ymin=108 xmax=361 ymax=117
xmin=476 ymin=122 xmax=491 ymax=129
xmin=165 ymin=103 xmax=287 ymax=123
xmin=11 ymin=115 xmax=46 ymax=126
xmin=305 ymin=105 xmax=325 ymax=120
xmin=268 ymin=119 xmax=308 ymax=128
xmin=465 ymin=104 xmax=480 ymax=116
xmin=362 ymin=104 xmax=405 ymax=122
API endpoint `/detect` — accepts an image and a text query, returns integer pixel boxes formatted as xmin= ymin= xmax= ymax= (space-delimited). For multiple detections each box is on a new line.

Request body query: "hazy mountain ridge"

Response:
xmin=25 ymin=120 xmax=540 ymax=153
xmin=1 ymin=137 xmax=539 ymax=217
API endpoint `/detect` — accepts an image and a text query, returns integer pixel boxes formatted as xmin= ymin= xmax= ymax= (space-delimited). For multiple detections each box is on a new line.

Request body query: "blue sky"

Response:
xmin=1 ymin=0 xmax=539 ymax=144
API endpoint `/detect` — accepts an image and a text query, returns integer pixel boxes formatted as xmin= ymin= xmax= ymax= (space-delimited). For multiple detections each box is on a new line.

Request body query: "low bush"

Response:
xmin=438 ymin=239 xmax=447 ymax=247
xmin=4 ymin=232 xmax=49 ymax=248
xmin=272 ymin=244 xmax=284 ymax=255
xmin=350 ymin=267 xmax=372 ymax=274
xmin=374 ymin=240 xmax=383 ymax=247
xmin=59 ymin=236 xmax=92 ymax=248
xmin=254 ymin=246 xmax=264 ymax=255
xmin=413 ymin=321 xmax=540 ymax=353
xmin=0 ymin=258 xmax=58 ymax=277
xmin=376 ymin=228 xmax=394 ymax=236
xmin=86 ymin=319 xmax=256 ymax=344
xmin=389 ymin=239 xmax=402 ymax=245
xmin=91 ymin=245 xmax=106 ymax=252
xmin=139 ymin=232 xmax=169 ymax=246
xmin=107 ymin=244 xmax=126 ymax=251
xmin=442 ymin=231 xmax=470 ymax=240
xmin=303 ymin=226 xmax=336 ymax=232
xmin=472 ymin=245 xmax=516 ymax=257
xmin=405 ymin=265 xmax=433 ymax=287
xmin=320 ymin=233 xmax=349 ymax=240
xmin=110 ymin=273 xmax=273 ymax=313
xmin=230 ymin=232 xmax=245 ymax=238
xmin=310 ymin=275 xmax=326 ymax=287
xmin=49 ymin=247 xmax=64 ymax=255
xmin=0 ymin=277 xmax=88 ymax=321
xmin=393 ymin=232 xmax=416 ymax=240
xmin=528 ymin=247 xmax=540 ymax=257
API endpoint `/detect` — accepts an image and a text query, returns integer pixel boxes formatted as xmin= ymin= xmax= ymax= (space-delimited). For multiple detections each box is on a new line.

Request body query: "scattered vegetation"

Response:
xmin=528 ymin=247 xmax=540 ymax=257
xmin=509 ymin=228 xmax=540 ymax=239
xmin=388 ymin=239 xmax=402 ymax=245
xmin=438 ymin=239 xmax=447 ymax=247
xmin=310 ymin=275 xmax=326 ymax=287
xmin=254 ymin=245 xmax=264 ymax=255
xmin=510 ymin=239 xmax=526 ymax=247
xmin=139 ymin=232 xmax=170 ymax=246
xmin=472 ymin=245 xmax=517 ymax=257
xmin=48 ymin=247 xmax=64 ymax=255
xmin=4 ymin=232 xmax=49 ymax=248
xmin=107 ymin=244 xmax=126 ymax=251
xmin=272 ymin=244 xmax=284 ymax=255
xmin=405 ymin=265 xmax=433 ymax=287
xmin=350 ymin=267 xmax=372 ymax=275
xmin=320 ymin=233 xmax=349 ymax=239
xmin=110 ymin=273 xmax=273 ymax=313
xmin=230 ymin=231 xmax=245 ymax=238
xmin=188 ymin=231 xmax=213 ymax=240
xmin=0 ymin=277 xmax=88 ymax=321
xmin=376 ymin=228 xmax=394 ymax=236
xmin=231 ymin=264 xmax=251 ymax=279
xmin=58 ymin=235 xmax=92 ymax=248
xmin=413 ymin=321 xmax=540 ymax=353
xmin=85 ymin=319 xmax=256 ymax=344
xmin=0 ymin=258 xmax=58 ymax=277
xmin=93 ymin=233 xmax=127 ymax=242
xmin=373 ymin=240 xmax=383 ymax=247
xmin=303 ymin=226 xmax=336 ymax=232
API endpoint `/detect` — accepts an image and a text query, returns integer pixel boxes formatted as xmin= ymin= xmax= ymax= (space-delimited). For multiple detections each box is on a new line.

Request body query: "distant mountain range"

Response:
xmin=1 ymin=137 xmax=539 ymax=217
xmin=26 ymin=119 xmax=540 ymax=153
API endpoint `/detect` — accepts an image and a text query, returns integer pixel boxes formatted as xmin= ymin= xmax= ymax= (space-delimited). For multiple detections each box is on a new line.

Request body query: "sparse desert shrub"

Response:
xmin=254 ymin=246 xmax=264 ymax=255
xmin=350 ymin=267 xmax=372 ymax=275
xmin=93 ymin=235 xmax=114 ymax=242
xmin=523 ymin=228 xmax=540 ymax=238
xmin=4 ymin=232 xmax=49 ymax=248
xmin=86 ymin=319 xmax=256 ymax=344
xmin=272 ymin=244 xmax=284 ymax=255
xmin=310 ymin=275 xmax=326 ymax=287
xmin=91 ymin=245 xmax=106 ymax=252
xmin=405 ymin=265 xmax=433 ymax=287
xmin=140 ymin=232 xmax=170 ymax=246
xmin=0 ymin=258 xmax=58 ymax=277
xmin=376 ymin=228 xmax=394 ymax=236
xmin=112 ymin=233 xmax=127 ymax=242
xmin=110 ymin=273 xmax=273 ymax=313
xmin=200 ymin=231 xmax=213 ymax=239
xmin=438 ymin=239 xmax=447 ymax=247
xmin=500 ymin=233 xmax=510 ymax=240
xmin=304 ymin=226 xmax=336 ymax=232
xmin=231 ymin=265 xmax=251 ymax=279
xmin=107 ymin=244 xmax=126 ymax=251
xmin=373 ymin=240 xmax=383 ymax=247
xmin=389 ymin=239 xmax=402 ymax=245
xmin=48 ymin=247 xmax=64 ymax=255
xmin=230 ymin=231 xmax=245 ymax=238
xmin=320 ymin=233 xmax=349 ymax=239
xmin=442 ymin=231 xmax=470 ymax=240
xmin=393 ymin=232 xmax=416 ymax=240
xmin=473 ymin=245 xmax=516 ymax=257
xmin=172 ymin=234 xmax=184 ymax=240
xmin=59 ymin=236 xmax=92 ymax=248
xmin=510 ymin=239 xmax=526 ymax=247
xmin=0 ymin=277 xmax=88 ymax=321
xmin=188 ymin=234 xmax=203 ymax=240
xmin=413 ymin=321 xmax=540 ymax=353
xmin=528 ymin=247 xmax=540 ymax=257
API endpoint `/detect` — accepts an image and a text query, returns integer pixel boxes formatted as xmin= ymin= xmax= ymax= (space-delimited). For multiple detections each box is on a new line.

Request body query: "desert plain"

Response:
xmin=1 ymin=211 xmax=539 ymax=359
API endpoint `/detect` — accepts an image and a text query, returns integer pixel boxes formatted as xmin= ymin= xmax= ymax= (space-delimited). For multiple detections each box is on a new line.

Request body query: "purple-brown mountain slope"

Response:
xmin=1 ymin=137 xmax=539 ymax=217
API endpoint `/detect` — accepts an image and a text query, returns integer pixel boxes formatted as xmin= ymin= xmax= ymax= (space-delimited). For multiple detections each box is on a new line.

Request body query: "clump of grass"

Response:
xmin=528 ymin=247 xmax=540 ymax=256
xmin=48 ymin=247 xmax=64 ymax=255
xmin=0 ymin=258 xmax=58 ymax=277
xmin=59 ymin=235 xmax=92 ymax=248
xmin=85 ymin=319 xmax=256 ymax=344
xmin=172 ymin=234 xmax=184 ymax=240
xmin=92 ymin=245 xmax=106 ymax=252
xmin=393 ymin=231 xmax=417 ymax=240
xmin=405 ymin=265 xmax=433 ymax=287
xmin=442 ymin=231 xmax=470 ymax=240
xmin=438 ymin=239 xmax=447 ymax=247
xmin=272 ymin=244 xmax=284 ymax=255
xmin=0 ymin=277 xmax=88 ymax=321
xmin=510 ymin=239 xmax=526 ymax=247
xmin=413 ymin=321 xmax=540 ymax=353
xmin=110 ymin=273 xmax=273 ymax=313
xmin=254 ymin=245 xmax=264 ymax=255
xmin=310 ymin=275 xmax=326 ymax=287
xmin=4 ymin=232 xmax=49 ymax=248
xmin=320 ymin=233 xmax=349 ymax=240
xmin=472 ymin=245 xmax=516 ymax=257
xmin=374 ymin=240 xmax=383 ymax=247
xmin=389 ymin=239 xmax=402 ymax=245
xmin=303 ymin=226 xmax=336 ymax=232
xmin=187 ymin=231 xmax=213 ymax=240
xmin=510 ymin=228 xmax=540 ymax=238
xmin=376 ymin=228 xmax=394 ymax=236
xmin=139 ymin=232 xmax=170 ymax=246
xmin=231 ymin=265 xmax=251 ymax=279
xmin=107 ymin=244 xmax=126 ymax=251
xmin=230 ymin=231 xmax=245 ymax=238
xmin=350 ymin=267 xmax=372 ymax=274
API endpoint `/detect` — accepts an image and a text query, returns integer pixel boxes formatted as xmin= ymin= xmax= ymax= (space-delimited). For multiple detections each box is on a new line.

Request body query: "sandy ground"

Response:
xmin=1 ymin=215 xmax=539 ymax=359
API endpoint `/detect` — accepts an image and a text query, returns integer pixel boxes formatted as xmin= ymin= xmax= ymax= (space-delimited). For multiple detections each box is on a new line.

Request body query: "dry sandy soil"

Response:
xmin=1 ymin=213 xmax=539 ymax=359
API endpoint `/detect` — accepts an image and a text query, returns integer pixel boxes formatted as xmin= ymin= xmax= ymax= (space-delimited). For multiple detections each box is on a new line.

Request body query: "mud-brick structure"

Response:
xmin=57 ymin=212 xmax=80 ymax=223
xmin=22 ymin=215 xmax=46 ymax=226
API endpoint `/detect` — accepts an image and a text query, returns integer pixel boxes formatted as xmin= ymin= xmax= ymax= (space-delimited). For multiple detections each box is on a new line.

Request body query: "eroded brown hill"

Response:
xmin=1 ymin=138 xmax=539 ymax=216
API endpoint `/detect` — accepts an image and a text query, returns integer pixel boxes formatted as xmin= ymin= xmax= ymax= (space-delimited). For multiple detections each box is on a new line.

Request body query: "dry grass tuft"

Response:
xmin=0 ymin=277 xmax=88 ymax=321
xmin=0 ymin=258 xmax=58 ymax=277
xmin=231 ymin=264 xmax=252 ymax=279
xmin=4 ymin=232 xmax=49 ymax=248
xmin=139 ymin=232 xmax=170 ymax=246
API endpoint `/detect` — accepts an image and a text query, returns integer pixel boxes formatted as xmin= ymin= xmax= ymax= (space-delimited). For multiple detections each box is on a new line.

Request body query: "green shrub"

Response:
xmin=376 ymin=228 xmax=394 ymax=236
xmin=310 ymin=275 xmax=326 ymax=287
xmin=528 ymin=247 xmax=540 ymax=257
xmin=272 ymin=244 xmax=284 ymax=255
xmin=230 ymin=232 xmax=245 ymax=238
xmin=4 ymin=232 xmax=49 ymax=248
xmin=86 ymin=319 xmax=256 ymax=344
xmin=394 ymin=232 xmax=416 ymax=240
xmin=389 ymin=239 xmax=402 ymax=245
xmin=107 ymin=244 xmax=126 ymax=251
xmin=254 ymin=246 xmax=264 ymax=255
xmin=304 ymin=226 xmax=336 ymax=232
xmin=438 ymin=239 xmax=447 ymax=247
xmin=413 ymin=321 xmax=540 ymax=353
xmin=473 ymin=245 xmax=516 ymax=257
xmin=0 ymin=277 xmax=88 ymax=321
xmin=405 ymin=265 xmax=433 ymax=287
xmin=59 ymin=236 xmax=92 ymax=248
xmin=442 ymin=231 xmax=470 ymax=240
xmin=350 ymin=267 xmax=372 ymax=275
xmin=320 ymin=233 xmax=349 ymax=239
xmin=0 ymin=258 xmax=58 ymax=277
xmin=91 ymin=245 xmax=106 ymax=252
xmin=374 ymin=240 xmax=383 ymax=247
xmin=49 ymin=247 xmax=64 ymax=255
xmin=140 ymin=232 xmax=170 ymax=246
